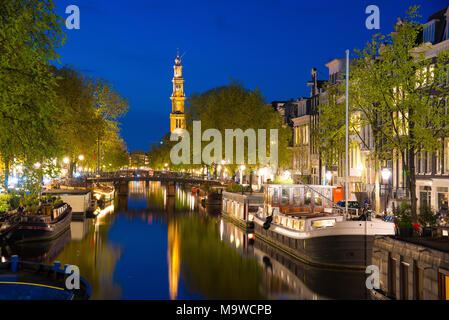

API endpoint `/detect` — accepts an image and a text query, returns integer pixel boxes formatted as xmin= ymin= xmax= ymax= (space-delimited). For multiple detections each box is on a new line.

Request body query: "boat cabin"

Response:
xmin=263 ymin=184 xmax=337 ymax=216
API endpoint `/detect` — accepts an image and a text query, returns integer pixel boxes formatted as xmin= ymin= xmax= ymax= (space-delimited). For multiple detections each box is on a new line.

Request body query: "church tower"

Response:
xmin=170 ymin=53 xmax=186 ymax=133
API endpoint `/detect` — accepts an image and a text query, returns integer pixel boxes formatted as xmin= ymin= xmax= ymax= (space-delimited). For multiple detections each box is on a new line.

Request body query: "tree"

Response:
xmin=318 ymin=6 xmax=449 ymax=216
xmin=54 ymin=66 xmax=102 ymax=176
xmin=92 ymin=78 xmax=129 ymax=172
xmin=0 ymin=0 xmax=66 ymax=187
xmin=183 ymin=80 xmax=291 ymax=177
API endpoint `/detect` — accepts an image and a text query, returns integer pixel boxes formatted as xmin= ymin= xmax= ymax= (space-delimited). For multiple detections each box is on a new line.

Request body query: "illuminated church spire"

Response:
xmin=170 ymin=50 xmax=186 ymax=133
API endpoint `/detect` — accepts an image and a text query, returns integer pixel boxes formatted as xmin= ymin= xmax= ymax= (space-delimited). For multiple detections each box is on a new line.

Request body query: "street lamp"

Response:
xmin=381 ymin=168 xmax=391 ymax=181
xmin=78 ymin=155 xmax=84 ymax=161
xmin=63 ymin=157 xmax=69 ymax=164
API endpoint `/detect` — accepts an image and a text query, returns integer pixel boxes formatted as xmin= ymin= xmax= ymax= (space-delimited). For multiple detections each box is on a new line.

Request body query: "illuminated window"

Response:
xmin=311 ymin=219 xmax=336 ymax=229
xmin=293 ymin=188 xmax=301 ymax=205
xmin=281 ymin=188 xmax=289 ymax=205
xmin=272 ymin=188 xmax=279 ymax=204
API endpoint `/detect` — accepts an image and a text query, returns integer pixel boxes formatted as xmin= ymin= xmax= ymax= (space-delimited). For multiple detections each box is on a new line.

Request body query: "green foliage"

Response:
xmin=317 ymin=6 xmax=449 ymax=217
xmin=0 ymin=0 xmax=66 ymax=186
xmin=393 ymin=201 xmax=417 ymax=224
xmin=418 ymin=206 xmax=438 ymax=227
xmin=53 ymin=66 xmax=129 ymax=175
xmin=149 ymin=80 xmax=291 ymax=173
xmin=225 ymin=183 xmax=251 ymax=193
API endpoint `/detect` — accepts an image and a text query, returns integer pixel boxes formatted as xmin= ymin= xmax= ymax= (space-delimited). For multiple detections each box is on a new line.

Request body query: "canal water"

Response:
xmin=1 ymin=181 xmax=369 ymax=299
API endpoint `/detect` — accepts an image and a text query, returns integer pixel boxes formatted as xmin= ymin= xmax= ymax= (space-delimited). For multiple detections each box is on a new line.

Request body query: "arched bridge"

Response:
xmin=87 ymin=169 xmax=221 ymax=185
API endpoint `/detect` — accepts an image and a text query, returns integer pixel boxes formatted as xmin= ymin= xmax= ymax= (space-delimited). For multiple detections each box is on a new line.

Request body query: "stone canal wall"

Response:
xmin=372 ymin=236 xmax=449 ymax=300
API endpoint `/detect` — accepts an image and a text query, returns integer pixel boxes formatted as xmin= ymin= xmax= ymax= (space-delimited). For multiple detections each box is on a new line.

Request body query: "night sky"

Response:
xmin=52 ymin=0 xmax=447 ymax=151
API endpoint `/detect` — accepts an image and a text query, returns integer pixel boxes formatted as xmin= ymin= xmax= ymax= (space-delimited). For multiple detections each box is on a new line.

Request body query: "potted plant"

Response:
xmin=393 ymin=201 xmax=416 ymax=237
xmin=418 ymin=206 xmax=438 ymax=237
xmin=396 ymin=221 xmax=413 ymax=237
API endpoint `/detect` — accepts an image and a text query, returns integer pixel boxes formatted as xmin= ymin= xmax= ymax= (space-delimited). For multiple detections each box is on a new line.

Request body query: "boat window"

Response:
xmin=305 ymin=191 xmax=311 ymax=205
xmin=315 ymin=193 xmax=322 ymax=206
xmin=311 ymin=219 xmax=336 ymax=228
xmin=281 ymin=188 xmax=289 ymax=205
xmin=293 ymin=188 xmax=301 ymax=205
xmin=272 ymin=188 xmax=279 ymax=204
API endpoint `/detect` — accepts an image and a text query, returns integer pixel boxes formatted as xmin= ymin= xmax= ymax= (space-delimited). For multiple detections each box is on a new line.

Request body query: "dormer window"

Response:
xmin=423 ymin=20 xmax=436 ymax=43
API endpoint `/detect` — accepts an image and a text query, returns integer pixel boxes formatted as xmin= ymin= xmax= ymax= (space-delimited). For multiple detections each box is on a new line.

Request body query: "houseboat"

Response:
xmin=252 ymin=184 xmax=395 ymax=269
xmin=2 ymin=204 xmax=72 ymax=244
xmin=222 ymin=191 xmax=264 ymax=229
xmin=42 ymin=189 xmax=92 ymax=220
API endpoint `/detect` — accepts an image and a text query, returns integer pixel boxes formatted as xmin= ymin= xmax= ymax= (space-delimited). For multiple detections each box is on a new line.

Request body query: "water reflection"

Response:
xmin=1 ymin=181 xmax=368 ymax=299
xmin=168 ymin=220 xmax=180 ymax=300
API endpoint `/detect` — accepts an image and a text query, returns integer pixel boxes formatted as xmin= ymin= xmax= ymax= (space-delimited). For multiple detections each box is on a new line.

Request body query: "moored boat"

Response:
xmin=252 ymin=184 xmax=395 ymax=269
xmin=0 ymin=256 xmax=90 ymax=300
xmin=2 ymin=204 xmax=72 ymax=244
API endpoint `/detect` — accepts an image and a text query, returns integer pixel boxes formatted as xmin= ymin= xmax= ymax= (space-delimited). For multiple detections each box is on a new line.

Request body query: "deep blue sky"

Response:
xmin=53 ymin=0 xmax=447 ymax=151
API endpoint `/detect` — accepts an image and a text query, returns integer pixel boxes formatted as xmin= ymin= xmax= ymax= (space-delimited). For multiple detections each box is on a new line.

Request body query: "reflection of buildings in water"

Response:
xmin=167 ymin=193 xmax=175 ymax=214
xmin=145 ymin=182 xmax=197 ymax=213
xmin=71 ymin=219 xmax=89 ymax=241
xmin=117 ymin=195 xmax=128 ymax=212
xmin=219 ymin=219 xmax=253 ymax=256
xmin=167 ymin=220 xmax=181 ymax=300
xmin=254 ymin=248 xmax=317 ymax=300
xmin=253 ymin=239 xmax=367 ymax=300
xmin=1 ymin=229 xmax=72 ymax=263
xmin=129 ymin=181 xmax=147 ymax=196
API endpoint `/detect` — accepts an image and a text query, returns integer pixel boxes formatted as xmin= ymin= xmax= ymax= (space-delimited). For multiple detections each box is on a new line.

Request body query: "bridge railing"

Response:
xmin=89 ymin=170 xmax=213 ymax=181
